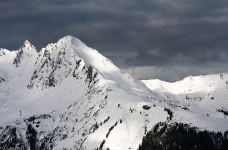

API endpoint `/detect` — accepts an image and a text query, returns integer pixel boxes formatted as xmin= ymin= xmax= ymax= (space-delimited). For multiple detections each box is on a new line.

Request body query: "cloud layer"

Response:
xmin=1 ymin=0 xmax=228 ymax=81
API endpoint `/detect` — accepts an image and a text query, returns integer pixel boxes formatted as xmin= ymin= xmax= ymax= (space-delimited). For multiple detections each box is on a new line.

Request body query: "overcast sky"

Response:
xmin=1 ymin=0 xmax=228 ymax=82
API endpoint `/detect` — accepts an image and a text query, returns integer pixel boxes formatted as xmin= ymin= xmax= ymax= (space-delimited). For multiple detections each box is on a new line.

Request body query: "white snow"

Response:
xmin=0 ymin=35 xmax=228 ymax=150
xmin=142 ymin=74 xmax=228 ymax=132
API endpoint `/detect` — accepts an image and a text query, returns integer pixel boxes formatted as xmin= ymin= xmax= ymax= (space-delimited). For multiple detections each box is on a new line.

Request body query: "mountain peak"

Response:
xmin=57 ymin=35 xmax=139 ymax=88
xmin=13 ymin=40 xmax=37 ymax=67
xmin=37 ymin=35 xmax=136 ymax=89
xmin=57 ymin=35 xmax=88 ymax=49
xmin=24 ymin=39 xmax=31 ymax=45
xmin=20 ymin=40 xmax=36 ymax=52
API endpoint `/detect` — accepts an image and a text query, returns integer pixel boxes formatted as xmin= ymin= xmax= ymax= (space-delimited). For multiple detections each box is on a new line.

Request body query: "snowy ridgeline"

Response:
xmin=0 ymin=35 xmax=228 ymax=150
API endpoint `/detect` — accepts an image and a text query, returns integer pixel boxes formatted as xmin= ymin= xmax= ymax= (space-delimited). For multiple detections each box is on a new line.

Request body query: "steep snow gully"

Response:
xmin=0 ymin=35 xmax=228 ymax=149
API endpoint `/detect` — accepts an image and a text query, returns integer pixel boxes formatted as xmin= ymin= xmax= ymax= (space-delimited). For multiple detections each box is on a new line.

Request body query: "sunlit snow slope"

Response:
xmin=0 ymin=36 xmax=167 ymax=150
xmin=142 ymin=74 xmax=228 ymax=132
xmin=0 ymin=35 xmax=227 ymax=150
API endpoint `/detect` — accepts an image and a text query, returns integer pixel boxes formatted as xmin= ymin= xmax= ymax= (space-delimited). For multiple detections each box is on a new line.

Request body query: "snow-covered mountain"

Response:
xmin=0 ymin=35 xmax=227 ymax=150
xmin=142 ymin=74 xmax=228 ymax=132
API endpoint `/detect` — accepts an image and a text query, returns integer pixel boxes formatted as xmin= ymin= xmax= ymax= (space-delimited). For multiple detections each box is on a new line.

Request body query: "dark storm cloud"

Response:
xmin=1 ymin=0 xmax=228 ymax=81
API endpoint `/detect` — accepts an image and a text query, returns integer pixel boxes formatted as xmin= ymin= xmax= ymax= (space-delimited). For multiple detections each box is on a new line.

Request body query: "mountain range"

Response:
xmin=0 ymin=35 xmax=228 ymax=149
